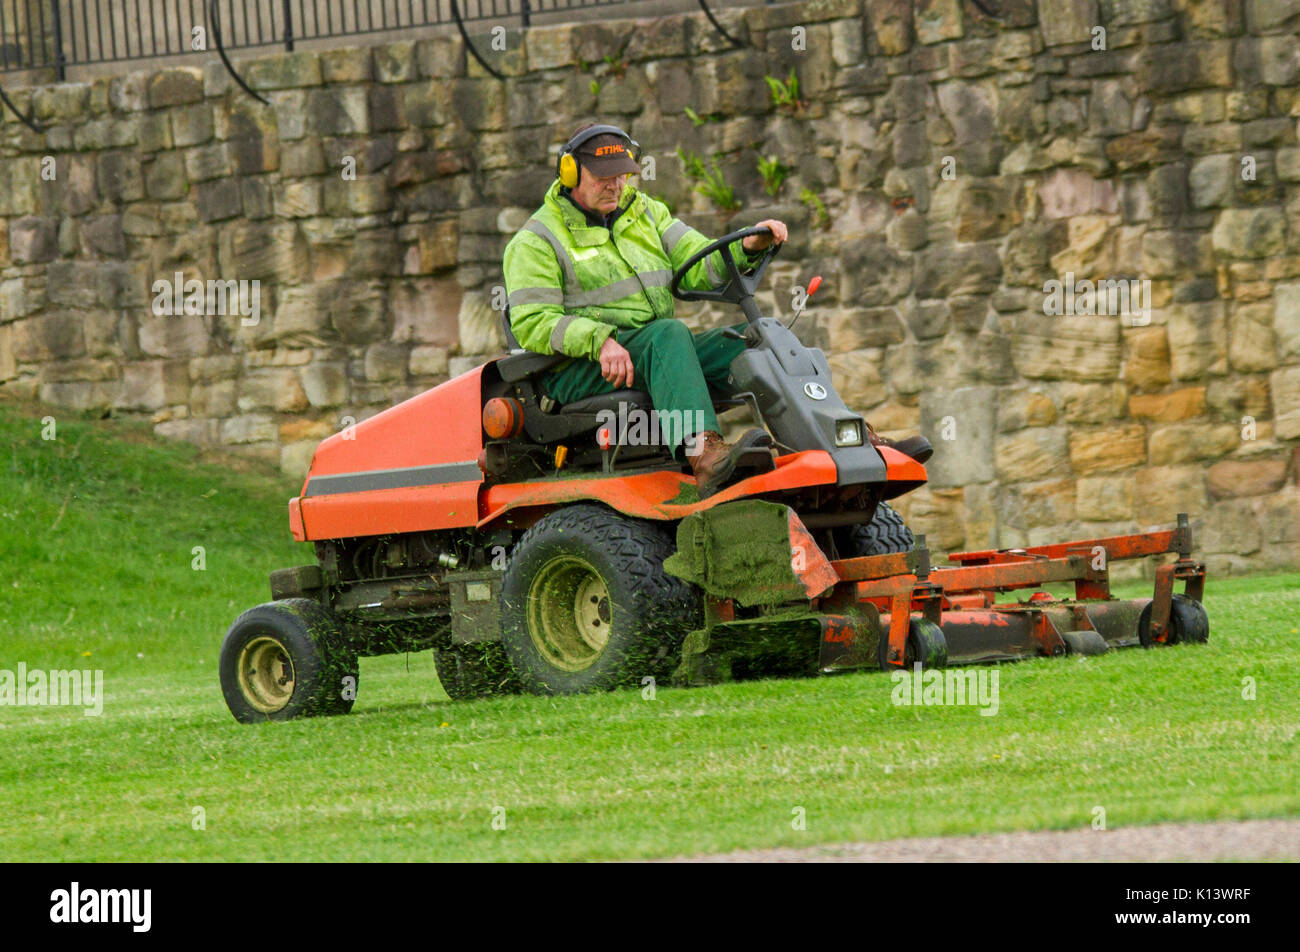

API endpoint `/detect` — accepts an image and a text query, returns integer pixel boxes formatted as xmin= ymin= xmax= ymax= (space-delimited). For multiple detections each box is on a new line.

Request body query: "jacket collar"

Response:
xmin=546 ymin=179 xmax=644 ymax=247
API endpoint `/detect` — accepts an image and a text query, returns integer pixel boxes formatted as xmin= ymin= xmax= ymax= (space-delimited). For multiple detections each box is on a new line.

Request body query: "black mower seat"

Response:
xmin=493 ymin=350 xmax=649 ymax=416
xmin=560 ymin=389 xmax=652 ymax=415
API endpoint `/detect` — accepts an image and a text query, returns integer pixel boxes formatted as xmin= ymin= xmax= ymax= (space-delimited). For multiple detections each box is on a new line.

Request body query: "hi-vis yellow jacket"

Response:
xmin=502 ymin=179 xmax=761 ymax=360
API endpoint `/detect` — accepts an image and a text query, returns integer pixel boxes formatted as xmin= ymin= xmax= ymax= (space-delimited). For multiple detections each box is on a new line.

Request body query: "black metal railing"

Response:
xmin=0 ymin=0 xmax=670 ymax=77
xmin=0 ymin=0 xmax=769 ymax=124
xmin=2 ymin=1 xmax=203 ymax=75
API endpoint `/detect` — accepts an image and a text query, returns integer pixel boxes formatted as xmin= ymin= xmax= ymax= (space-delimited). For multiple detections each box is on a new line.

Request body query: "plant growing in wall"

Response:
xmin=678 ymin=147 xmax=741 ymax=212
xmin=765 ymin=69 xmax=807 ymax=115
xmin=756 ymin=154 xmax=794 ymax=198
xmin=683 ymin=106 xmax=725 ymax=127
xmin=602 ymin=53 xmax=627 ymax=78
xmin=800 ymin=187 xmax=830 ymax=230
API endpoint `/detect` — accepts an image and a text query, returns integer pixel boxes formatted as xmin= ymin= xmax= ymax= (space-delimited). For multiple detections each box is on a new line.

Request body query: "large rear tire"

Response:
xmin=500 ymin=505 xmax=698 ymax=695
xmin=219 ymin=599 xmax=358 ymax=723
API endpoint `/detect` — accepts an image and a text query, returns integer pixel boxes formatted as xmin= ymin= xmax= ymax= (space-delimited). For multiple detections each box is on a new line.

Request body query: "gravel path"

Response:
xmin=669 ymin=818 xmax=1300 ymax=862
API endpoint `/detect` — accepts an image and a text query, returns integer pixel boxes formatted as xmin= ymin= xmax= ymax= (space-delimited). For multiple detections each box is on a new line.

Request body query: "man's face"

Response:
xmin=572 ymin=168 xmax=628 ymax=215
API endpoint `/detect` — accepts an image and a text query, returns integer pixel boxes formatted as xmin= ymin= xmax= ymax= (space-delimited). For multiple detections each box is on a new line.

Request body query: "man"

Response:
xmin=502 ymin=122 xmax=789 ymax=499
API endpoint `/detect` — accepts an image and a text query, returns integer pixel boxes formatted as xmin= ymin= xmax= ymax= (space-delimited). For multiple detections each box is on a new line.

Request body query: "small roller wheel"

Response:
xmin=878 ymin=617 xmax=948 ymax=670
xmin=1062 ymin=629 xmax=1110 ymax=656
xmin=1137 ymin=594 xmax=1210 ymax=648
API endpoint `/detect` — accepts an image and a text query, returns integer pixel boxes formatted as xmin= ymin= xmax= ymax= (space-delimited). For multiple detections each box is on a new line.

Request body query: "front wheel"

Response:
xmin=219 ymin=599 xmax=358 ymax=723
xmin=500 ymin=505 xmax=698 ymax=694
xmin=838 ymin=502 xmax=915 ymax=557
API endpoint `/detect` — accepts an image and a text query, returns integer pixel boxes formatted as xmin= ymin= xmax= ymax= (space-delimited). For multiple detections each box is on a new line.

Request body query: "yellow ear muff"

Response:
xmin=558 ymin=152 xmax=580 ymax=188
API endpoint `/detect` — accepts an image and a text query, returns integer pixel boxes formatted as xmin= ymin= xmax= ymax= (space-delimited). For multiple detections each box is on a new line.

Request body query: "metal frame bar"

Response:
xmin=0 ymin=76 xmax=43 ymax=129
xmin=450 ymin=0 xmax=501 ymax=79
xmin=695 ymin=0 xmax=743 ymax=49
xmin=208 ymin=0 xmax=269 ymax=104
xmin=818 ymin=514 xmax=1205 ymax=669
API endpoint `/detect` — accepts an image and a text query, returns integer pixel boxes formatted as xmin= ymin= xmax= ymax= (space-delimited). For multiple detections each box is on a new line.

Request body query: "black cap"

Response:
xmin=576 ymin=133 xmax=640 ymax=177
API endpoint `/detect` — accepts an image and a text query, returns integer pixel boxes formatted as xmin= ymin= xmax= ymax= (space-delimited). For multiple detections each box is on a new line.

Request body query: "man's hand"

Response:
xmin=598 ymin=336 xmax=634 ymax=388
xmin=742 ymin=219 xmax=789 ymax=252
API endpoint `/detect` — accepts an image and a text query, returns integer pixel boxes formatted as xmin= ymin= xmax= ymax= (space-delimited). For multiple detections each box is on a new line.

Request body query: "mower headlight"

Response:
xmin=835 ymin=419 xmax=863 ymax=447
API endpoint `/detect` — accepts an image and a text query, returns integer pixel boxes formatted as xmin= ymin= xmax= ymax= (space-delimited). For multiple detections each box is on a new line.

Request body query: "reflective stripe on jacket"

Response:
xmin=502 ymin=179 xmax=761 ymax=360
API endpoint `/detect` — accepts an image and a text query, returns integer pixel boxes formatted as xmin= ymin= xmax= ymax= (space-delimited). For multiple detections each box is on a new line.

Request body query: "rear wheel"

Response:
xmin=838 ymin=502 xmax=915 ymax=557
xmin=1137 ymin=594 xmax=1209 ymax=648
xmin=500 ymin=505 xmax=698 ymax=694
xmin=219 ymin=599 xmax=358 ymax=723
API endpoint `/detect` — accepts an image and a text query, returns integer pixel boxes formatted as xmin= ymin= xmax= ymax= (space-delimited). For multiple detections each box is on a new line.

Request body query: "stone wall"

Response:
xmin=1 ymin=0 xmax=1298 ymax=577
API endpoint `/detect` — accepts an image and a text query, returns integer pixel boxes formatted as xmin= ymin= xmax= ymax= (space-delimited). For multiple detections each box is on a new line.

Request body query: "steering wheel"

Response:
xmin=669 ymin=225 xmax=782 ymax=305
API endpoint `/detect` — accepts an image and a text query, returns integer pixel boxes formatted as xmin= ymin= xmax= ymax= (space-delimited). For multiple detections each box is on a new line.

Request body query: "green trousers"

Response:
xmin=542 ymin=318 xmax=748 ymax=461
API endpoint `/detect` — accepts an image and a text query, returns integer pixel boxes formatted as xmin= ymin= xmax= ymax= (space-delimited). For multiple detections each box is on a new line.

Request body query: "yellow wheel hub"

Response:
xmin=526 ymin=557 xmax=612 ymax=672
xmin=237 ymin=636 xmax=295 ymax=713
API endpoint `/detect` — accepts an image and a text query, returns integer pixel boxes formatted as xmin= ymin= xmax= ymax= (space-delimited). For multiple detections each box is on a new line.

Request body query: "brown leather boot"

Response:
xmin=864 ymin=421 xmax=893 ymax=449
xmin=686 ymin=428 xmax=774 ymax=500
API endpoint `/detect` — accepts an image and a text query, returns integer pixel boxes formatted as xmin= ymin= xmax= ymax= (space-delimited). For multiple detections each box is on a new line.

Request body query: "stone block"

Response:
xmin=1211 ymin=206 xmax=1286 ymax=258
xmin=239 ymin=368 xmax=309 ymax=412
xmin=1167 ymin=300 xmax=1227 ymax=379
xmin=919 ymin=386 xmax=996 ymax=487
xmin=1011 ymin=315 xmax=1121 ymax=381
xmin=220 ymin=414 xmax=278 ymax=445
xmin=300 ymin=362 xmax=349 ymax=408
xmin=1272 ymin=282 xmax=1300 ymax=360
xmin=115 ymin=360 xmax=189 ymax=411
xmin=1271 ymin=366 xmax=1300 ymax=439
xmin=995 ymin=426 xmax=1071 ymax=482
xmin=364 ymin=342 xmax=409 ymax=382
xmin=147 ymin=69 xmax=204 ymax=108
xmin=1148 ymin=422 xmax=1242 ymax=464
xmin=997 ymin=389 xmax=1058 ymax=432
xmin=1069 ymin=423 xmax=1147 ymax=473
xmin=1207 ymin=458 xmax=1289 ymax=498
xmin=914 ymin=0 xmax=964 ymax=44
xmin=868 ymin=0 xmax=915 ymax=55
xmin=828 ymin=351 xmax=888 ymax=410
xmin=1134 ymin=465 xmax=1208 ymax=525
xmin=1128 ymin=387 xmax=1206 ymax=421
xmin=1077 ymin=473 xmax=1136 ymax=521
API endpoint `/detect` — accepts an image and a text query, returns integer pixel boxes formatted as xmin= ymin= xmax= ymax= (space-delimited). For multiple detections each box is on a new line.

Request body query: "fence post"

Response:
xmin=282 ymin=0 xmax=294 ymax=52
xmin=48 ymin=1 xmax=66 ymax=80
xmin=521 ymin=0 xmax=531 ymax=29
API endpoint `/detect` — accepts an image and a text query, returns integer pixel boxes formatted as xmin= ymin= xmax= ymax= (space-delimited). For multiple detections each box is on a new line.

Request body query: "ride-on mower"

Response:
xmin=218 ymin=227 xmax=1209 ymax=722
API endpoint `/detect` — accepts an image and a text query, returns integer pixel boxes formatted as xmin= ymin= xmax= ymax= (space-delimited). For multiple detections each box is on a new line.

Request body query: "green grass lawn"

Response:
xmin=2 ymin=402 xmax=1298 ymax=861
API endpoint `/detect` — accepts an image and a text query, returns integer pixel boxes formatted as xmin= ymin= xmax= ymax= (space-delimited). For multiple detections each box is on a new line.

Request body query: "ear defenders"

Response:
xmin=555 ymin=124 xmax=640 ymax=188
